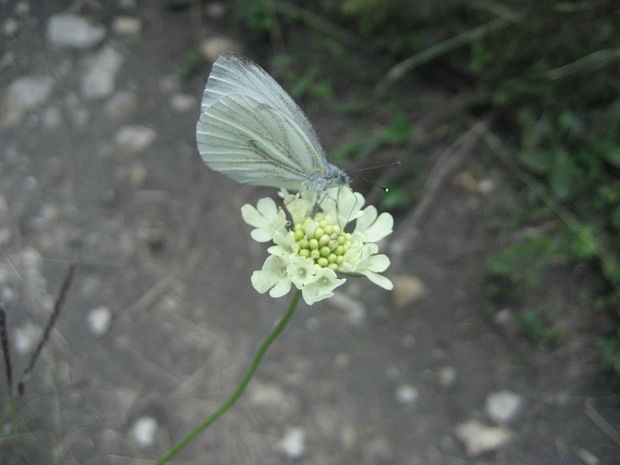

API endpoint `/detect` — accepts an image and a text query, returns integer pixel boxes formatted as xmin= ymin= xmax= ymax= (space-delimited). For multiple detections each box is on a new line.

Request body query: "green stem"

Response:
xmin=154 ymin=289 xmax=303 ymax=465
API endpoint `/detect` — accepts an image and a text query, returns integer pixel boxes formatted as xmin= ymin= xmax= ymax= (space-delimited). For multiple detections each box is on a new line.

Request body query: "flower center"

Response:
xmin=291 ymin=212 xmax=354 ymax=271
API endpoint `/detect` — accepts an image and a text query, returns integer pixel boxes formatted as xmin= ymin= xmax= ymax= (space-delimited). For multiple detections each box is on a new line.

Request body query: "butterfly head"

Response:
xmin=305 ymin=163 xmax=350 ymax=193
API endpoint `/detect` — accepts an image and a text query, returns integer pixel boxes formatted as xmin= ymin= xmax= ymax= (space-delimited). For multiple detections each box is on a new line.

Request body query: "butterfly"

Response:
xmin=196 ymin=52 xmax=350 ymax=193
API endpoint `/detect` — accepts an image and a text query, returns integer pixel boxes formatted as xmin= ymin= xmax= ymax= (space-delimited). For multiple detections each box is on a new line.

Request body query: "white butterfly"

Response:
xmin=196 ymin=52 xmax=350 ymax=192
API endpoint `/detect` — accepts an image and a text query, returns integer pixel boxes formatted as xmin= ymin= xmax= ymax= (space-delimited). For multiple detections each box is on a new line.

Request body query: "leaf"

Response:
xmin=550 ymin=148 xmax=575 ymax=200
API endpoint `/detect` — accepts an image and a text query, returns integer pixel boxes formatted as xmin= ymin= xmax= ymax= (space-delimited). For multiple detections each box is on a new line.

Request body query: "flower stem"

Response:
xmin=154 ymin=289 xmax=303 ymax=465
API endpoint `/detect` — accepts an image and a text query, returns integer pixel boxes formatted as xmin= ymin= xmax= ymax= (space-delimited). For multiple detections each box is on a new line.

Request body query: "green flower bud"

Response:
xmin=317 ymin=257 xmax=328 ymax=267
xmin=320 ymin=246 xmax=330 ymax=257
xmin=309 ymin=238 xmax=319 ymax=250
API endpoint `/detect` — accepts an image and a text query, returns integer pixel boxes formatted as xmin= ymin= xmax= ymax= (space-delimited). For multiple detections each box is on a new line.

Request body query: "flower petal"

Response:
xmin=251 ymin=255 xmax=291 ymax=297
xmin=241 ymin=198 xmax=287 ymax=243
xmin=364 ymin=271 xmax=394 ymax=290
xmin=301 ymin=267 xmax=345 ymax=305
xmin=367 ymin=254 xmax=390 ymax=273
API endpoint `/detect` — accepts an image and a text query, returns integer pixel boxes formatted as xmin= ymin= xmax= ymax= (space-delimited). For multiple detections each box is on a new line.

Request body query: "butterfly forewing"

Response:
xmin=198 ymin=93 xmax=324 ymax=189
xmin=201 ymin=53 xmax=325 ymax=158
xmin=196 ymin=53 xmax=348 ymax=192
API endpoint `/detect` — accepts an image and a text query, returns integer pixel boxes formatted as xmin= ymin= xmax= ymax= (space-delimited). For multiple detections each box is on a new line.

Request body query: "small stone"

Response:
xmin=128 ymin=163 xmax=147 ymax=187
xmin=88 ymin=306 xmax=112 ymax=336
xmin=391 ymin=274 xmax=426 ymax=307
xmin=334 ymin=352 xmax=351 ymax=369
xmin=15 ymin=1 xmax=29 ymax=15
xmin=454 ymin=170 xmax=479 ymax=193
xmin=437 ymin=366 xmax=457 ymax=387
xmin=118 ymin=0 xmax=137 ymax=8
xmin=248 ymin=381 xmax=290 ymax=409
xmin=455 ymin=420 xmax=511 ymax=456
xmin=485 ymin=390 xmax=523 ymax=424
xmin=112 ymin=16 xmax=142 ymax=35
xmin=114 ymin=125 xmax=156 ymax=155
xmin=329 ymin=292 xmax=366 ymax=326
xmin=205 ymin=2 xmax=226 ymax=18
xmin=200 ymin=37 xmax=242 ymax=62
xmin=42 ymin=106 xmax=62 ymax=129
xmin=14 ymin=323 xmax=42 ymax=354
xmin=395 ymin=384 xmax=419 ymax=405
xmin=81 ymin=46 xmax=123 ymax=100
xmin=104 ymin=90 xmax=137 ymax=119
xmin=1 ymin=76 xmax=54 ymax=127
xmin=47 ymin=13 xmax=105 ymax=49
xmin=3 ymin=18 xmax=18 ymax=36
xmin=275 ymin=427 xmax=305 ymax=459
xmin=578 ymin=448 xmax=600 ymax=465
xmin=131 ymin=416 xmax=157 ymax=448
xmin=363 ymin=437 xmax=394 ymax=463
xmin=0 ymin=52 xmax=15 ymax=69
xmin=479 ymin=178 xmax=495 ymax=194
xmin=494 ymin=308 xmax=518 ymax=335
xmin=170 ymin=93 xmax=196 ymax=112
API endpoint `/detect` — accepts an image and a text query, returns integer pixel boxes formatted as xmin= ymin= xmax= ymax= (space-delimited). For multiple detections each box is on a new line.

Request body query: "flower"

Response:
xmin=245 ymin=186 xmax=394 ymax=305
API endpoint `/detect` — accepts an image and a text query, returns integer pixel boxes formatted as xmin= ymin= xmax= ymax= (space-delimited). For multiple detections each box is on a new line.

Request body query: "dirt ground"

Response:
xmin=1 ymin=1 xmax=618 ymax=465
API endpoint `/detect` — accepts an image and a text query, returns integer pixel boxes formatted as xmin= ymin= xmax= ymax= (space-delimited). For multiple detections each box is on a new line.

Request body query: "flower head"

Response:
xmin=245 ymin=186 xmax=393 ymax=305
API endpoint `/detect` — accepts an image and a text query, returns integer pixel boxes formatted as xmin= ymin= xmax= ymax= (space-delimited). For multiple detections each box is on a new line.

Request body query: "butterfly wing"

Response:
xmin=197 ymin=53 xmax=329 ymax=186
xmin=197 ymin=93 xmax=328 ymax=189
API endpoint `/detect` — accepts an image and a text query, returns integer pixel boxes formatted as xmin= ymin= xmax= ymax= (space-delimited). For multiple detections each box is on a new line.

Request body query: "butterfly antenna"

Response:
xmin=353 ymin=161 xmax=402 ymax=173
xmin=362 ymin=178 xmax=390 ymax=192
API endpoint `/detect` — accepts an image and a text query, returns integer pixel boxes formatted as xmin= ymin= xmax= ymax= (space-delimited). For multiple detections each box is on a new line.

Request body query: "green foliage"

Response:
xmin=599 ymin=332 xmax=620 ymax=374
xmin=179 ymin=47 xmax=205 ymax=79
xmin=519 ymin=308 xmax=566 ymax=346
xmin=270 ymin=54 xmax=334 ymax=102
xmin=487 ymin=233 xmax=561 ymax=287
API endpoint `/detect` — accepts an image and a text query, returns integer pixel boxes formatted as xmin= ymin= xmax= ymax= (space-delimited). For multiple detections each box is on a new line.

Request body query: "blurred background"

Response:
xmin=0 ymin=0 xmax=619 ymax=464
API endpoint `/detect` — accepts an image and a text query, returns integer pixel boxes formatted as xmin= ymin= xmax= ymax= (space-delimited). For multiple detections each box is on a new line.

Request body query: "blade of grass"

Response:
xmin=18 ymin=264 xmax=75 ymax=396
xmin=0 ymin=302 xmax=13 ymax=394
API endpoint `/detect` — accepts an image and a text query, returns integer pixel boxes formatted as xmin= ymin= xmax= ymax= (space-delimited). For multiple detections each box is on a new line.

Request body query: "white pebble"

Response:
xmin=438 ymin=366 xmax=457 ymax=387
xmin=395 ymin=384 xmax=419 ymax=405
xmin=14 ymin=323 xmax=42 ymax=354
xmin=275 ymin=427 xmax=306 ymax=459
xmin=329 ymin=292 xmax=366 ymax=326
xmin=81 ymin=46 xmax=123 ymax=100
xmin=104 ymin=90 xmax=137 ymax=118
xmin=131 ymin=416 xmax=158 ymax=448
xmin=112 ymin=16 xmax=142 ymax=35
xmin=455 ymin=420 xmax=511 ymax=456
xmin=170 ymin=93 xmax=196 ymax=112
xmin=1 ymin=76 xmax=54 ymax=127
xmin=485 ymin=390 xmax=523 ymax=424
xmin=114 ymin=125 xmax=156 ymax=155
xmin=88 ymin=306 xmax=112 ymax=336
xmin=47 ymin=13 xmax=105 ymax=49
xmin=3 ymin=18 xmax=18 ymax=36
